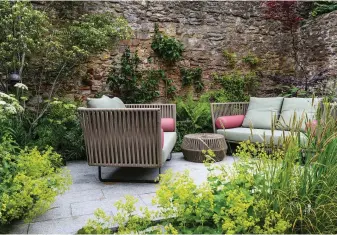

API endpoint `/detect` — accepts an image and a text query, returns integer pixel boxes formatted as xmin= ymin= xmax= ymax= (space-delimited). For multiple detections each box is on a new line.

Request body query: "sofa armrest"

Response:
xmin=211 ymin=102 xmax=249 ymax=133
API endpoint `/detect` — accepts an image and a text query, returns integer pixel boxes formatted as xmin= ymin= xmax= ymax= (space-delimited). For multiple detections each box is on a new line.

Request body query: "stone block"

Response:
xmin=33 ymin=205 xmax=72 ymax=222
xmin=52 ymin=188 xmax=105 ymax=207
xmin=28 ymin=214 xmax=96 ymax=234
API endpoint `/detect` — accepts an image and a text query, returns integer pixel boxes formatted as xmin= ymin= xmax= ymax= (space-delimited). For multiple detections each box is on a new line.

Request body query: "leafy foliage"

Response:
xmin=0 ymin=136 xmax=71 ymax=225
xmin=109 ymin=47 xmax=176 ymax=103
xmin=213 ymin=71 xmax=259 ymax=102
xmin=151 ymin=23 xmax=184 ymax=63
xmin=174 ymin=92 xmax=229 ymax=151
xmin=281 ymin=85 xmax=309 ymax=97
xmin=0 ymin=0 xmax=132 ymax=95
xmin=80 ymin=151 xmax=290 ymax=234
xmin=32 ymin=99 xmax=85 ymax=161
xmin=223 ymin=50 xmax=237 ymax=68
xmin=310 ymin=1 xmax=337 ymax=17
xmin=180 ymin=67 xmax=204 ymax=93
xmin=242 ymin=53 xmax=260 ymax=68
xmin=0 ymin=1 xmax=49 ymax=77
xmin=109 ymin=47 xmax=142 ymax=103
xmin=0 ymin=93 xmax=85 ymax=161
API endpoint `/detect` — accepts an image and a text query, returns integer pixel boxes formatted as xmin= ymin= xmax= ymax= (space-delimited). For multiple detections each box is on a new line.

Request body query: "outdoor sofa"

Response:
xmin=211 ymin=97 xmax=321 ymax=146
xmin=78 ymin=95 xmax=177 ymax=183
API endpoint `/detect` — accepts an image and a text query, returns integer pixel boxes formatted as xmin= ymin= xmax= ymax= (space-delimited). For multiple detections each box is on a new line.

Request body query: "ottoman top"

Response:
xmin=184 ymin=133 xmax=224 ymax=140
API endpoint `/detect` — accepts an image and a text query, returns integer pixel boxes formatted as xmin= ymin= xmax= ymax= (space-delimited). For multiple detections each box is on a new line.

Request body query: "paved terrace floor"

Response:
xmin=9 ymin=153 xmax=236 ymax=234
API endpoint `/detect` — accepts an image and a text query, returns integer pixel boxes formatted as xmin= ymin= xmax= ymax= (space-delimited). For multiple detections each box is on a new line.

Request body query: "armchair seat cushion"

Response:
xmin=217 ymin=127 xmax=307 ymax=145
xmin=215 ymin=115 xmax=245 ymax=129
xmin=162 ymin=132 xmax=177 ymax=162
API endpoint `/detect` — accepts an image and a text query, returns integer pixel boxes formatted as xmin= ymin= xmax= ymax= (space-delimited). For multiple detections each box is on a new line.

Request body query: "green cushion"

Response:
xmin=277 ymin=98 xmax=321 ymax=132
xmin=87 ymin=95 xmax=125 ymax=108
xmin=242 ymin=97 xmax=284 ymax=129
xmin=217 ymin=127 xmax=307 ymax=146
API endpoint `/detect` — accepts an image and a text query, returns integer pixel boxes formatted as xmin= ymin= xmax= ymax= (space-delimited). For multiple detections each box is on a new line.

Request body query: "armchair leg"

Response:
xmin=166 ymin=152 xmax=173 ymax=161
xmin=98 ymin=166 xmax=160 ymax=183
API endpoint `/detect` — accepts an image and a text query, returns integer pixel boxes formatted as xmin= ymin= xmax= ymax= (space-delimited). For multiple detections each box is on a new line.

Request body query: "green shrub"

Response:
xmin=174 ymin=91 xmax=229 ymax=151
xmin=80 ymin=151 xmax=290 ymax=234
xmin=1 ymin=93 xmax=85 ymax=161
xmin=213 ymin=71 xmax=259 ymax=102
xmin=32 ymin=99 xmax=85 ymax=161
xmin=174 ymin=94 xmax=213 ymax=151
xmin=0 ymin=136 xmax=71 ymax=225
xmin=233 ymin=101 xmax=337 ymax=233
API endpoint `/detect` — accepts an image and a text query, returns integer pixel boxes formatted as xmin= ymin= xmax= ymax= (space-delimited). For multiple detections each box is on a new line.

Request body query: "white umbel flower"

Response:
xmin=0 ymin=101 xmax=6 ymax=105
xmin=0 ymin=92 xmax=10 ymax=99
xmin=14 ymin=83 xmax=28 ymax=90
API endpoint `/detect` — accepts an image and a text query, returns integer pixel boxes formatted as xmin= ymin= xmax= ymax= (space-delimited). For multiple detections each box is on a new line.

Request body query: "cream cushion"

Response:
xmin=242 ymin=97 xmax=284 ymax=129
xmin=278 ymin=98 xmax=321 ymax=131
xmin=217 ymin=127 xmax=307 ymax=145
xmin=162 ymin=132 xmax=177 ymax=162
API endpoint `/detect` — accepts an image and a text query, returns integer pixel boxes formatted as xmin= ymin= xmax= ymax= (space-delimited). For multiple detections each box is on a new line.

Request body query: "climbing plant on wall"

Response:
xmin=108 ymin=47 xmax=176 ymax=103
xmin=151 ymin=23 xmax=184 ymax=63
xmin=180 ymin=67 xmax=204 ymax=93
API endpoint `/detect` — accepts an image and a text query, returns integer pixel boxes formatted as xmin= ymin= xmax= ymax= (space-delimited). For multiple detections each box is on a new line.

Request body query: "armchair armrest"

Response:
xmin=78 ymin=108 xmax=163 ymax=167
xmin=125 ymin=104 xmax=176 ymax=131
xmin=211 ymin=102 xmax=249 ymax=133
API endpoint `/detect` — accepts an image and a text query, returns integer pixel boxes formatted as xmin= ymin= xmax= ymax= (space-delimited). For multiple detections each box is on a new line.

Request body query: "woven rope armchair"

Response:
xmin=78 ymin=104 xmax=176 ymax=183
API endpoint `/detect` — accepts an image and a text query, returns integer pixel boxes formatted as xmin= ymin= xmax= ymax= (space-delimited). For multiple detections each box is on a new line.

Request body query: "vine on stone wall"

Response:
xmin=151 ymin=23 xmax=184 ymax=63
xmin=180 ymin=67 xmax=204 ymax=93
xmin=242 ymin=53 xmax=260 ymax=69
xmin=223 ymin=50 xmax=237 ymax=68
xmin=108 ymin=47 xmax=176 ymax=103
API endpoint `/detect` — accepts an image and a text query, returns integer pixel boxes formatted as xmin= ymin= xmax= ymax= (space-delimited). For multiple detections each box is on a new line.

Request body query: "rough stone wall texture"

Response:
xmin=300 ymin=11 xmax=337 ymax=77
xmin=70 ymin=1 xmax=336 ymax=100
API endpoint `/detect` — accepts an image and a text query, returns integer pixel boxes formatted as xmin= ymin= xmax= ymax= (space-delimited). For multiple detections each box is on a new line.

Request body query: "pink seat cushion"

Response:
xmin=215 ymin=115 xmax=245 ymax=129
xmin=161 ymin=128 xmax=164 ymax=149
xmin=161 ymin=118 xmax=175 ymax=132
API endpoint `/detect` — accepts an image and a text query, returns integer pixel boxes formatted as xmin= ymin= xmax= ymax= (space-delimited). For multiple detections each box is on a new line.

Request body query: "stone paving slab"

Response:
xmin=8 ymin=153 xmax=235 ymax=234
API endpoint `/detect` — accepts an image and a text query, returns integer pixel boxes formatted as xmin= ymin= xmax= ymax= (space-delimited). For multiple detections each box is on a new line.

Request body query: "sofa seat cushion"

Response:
xmin=217 ymin=127 xmax=307 ymax=145
xmin=162 ymin=132 xmax=177 ymax=162
xmin=87 ymin=95 xmax=125 ymax=108
xmin=161 ymin=118 xmax=175 ymax=132
xmin=242 ymin=97 xmax=284 ymax=129
xmin=215 ymin=115 xmax=245 ymax=129
xmin=278 ymin=98 xmax=321 ymax=132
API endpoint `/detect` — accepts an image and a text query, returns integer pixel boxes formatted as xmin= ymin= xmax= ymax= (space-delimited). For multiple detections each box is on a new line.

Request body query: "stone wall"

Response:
xmin=67 ymin=1 xmax=336 ymax=100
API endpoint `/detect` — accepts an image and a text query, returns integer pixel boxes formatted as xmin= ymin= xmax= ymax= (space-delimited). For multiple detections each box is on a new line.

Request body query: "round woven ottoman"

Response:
xmin=181 ymin=133 xmax=227 ymax=162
